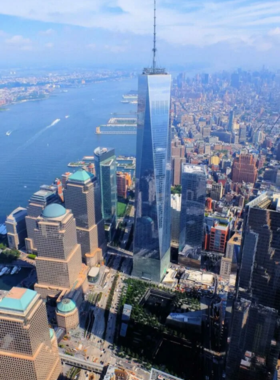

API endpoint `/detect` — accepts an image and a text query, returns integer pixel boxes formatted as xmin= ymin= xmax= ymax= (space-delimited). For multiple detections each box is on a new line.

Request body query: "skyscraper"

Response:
xmin=64 ymin=169 xmax=106 ymax=263
xmin=226 ymin=193 xmax=280 ymax=379
xmin=6 ymin=207 xmax=27 ymax=249
xmin=0 ymin=287 xmax=61 ymax=380
xmin=232 ymin=154 xmax=258 ymax=183
xmin=228 ymin=109 xmax=234 ymax=132
xmin=133 ymin=5 xmax=172 ymax=282
xmin=179 ymin=164 xmax=206 ymax=266
xmin=34 ymin=203 xmax=88 ymax=300
xmin=94 ymin=147 xmax=117 ymax=225
xmin=25 ymin=189 xmax=61 ymax=253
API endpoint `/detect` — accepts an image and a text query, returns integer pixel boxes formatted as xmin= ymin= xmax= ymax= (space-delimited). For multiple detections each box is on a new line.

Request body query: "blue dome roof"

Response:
xmin=42 ymin=204 xmax=66 ymax=219
xmin=57 ymin=298 xmax=76 ymax=314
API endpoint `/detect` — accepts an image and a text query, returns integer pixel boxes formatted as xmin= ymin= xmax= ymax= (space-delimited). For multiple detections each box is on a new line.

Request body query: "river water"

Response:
xmin=0 ymin=77 xmax=137 ymax=222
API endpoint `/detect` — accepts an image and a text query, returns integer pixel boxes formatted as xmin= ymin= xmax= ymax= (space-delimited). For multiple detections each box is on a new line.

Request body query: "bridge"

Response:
xmin=60 ymin=353 xmax=104 ymax=373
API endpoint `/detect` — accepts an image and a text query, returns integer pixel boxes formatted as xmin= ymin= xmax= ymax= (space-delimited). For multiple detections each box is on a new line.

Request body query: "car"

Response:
xmin=100 ymin=361 xmax=104 ymax=365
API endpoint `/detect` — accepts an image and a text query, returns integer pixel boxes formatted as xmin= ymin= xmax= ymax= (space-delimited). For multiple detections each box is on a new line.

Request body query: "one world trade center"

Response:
xmin=133 ymin=1 xmax=171 ymax=282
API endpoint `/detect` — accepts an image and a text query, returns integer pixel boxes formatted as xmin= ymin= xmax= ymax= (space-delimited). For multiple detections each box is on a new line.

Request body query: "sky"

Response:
xmin=1 ymin=0 xmax=280 ymax=71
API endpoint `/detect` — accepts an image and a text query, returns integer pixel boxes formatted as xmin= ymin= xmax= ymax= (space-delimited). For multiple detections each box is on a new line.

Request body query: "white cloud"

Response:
xmin=268 ymin=27 xmax=280 ymax=36
xmin=5 ymin=35 xmax=33 ymax=51
xmin=5 ymin=35 xmax=31 ymax=45
xmin=1 ymin=0 xmax=280 ymax=49
xmin=39 ymin=28 xmax=55 ymax=35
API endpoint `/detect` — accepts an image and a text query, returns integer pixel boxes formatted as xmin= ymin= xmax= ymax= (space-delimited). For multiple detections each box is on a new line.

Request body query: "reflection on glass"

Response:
xmin=133 ymin=73 xmax=172 ymax=282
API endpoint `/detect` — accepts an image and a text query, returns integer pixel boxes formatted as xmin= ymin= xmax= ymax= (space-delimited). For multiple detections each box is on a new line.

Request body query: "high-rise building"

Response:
xmin=34 ymin=203 xmax=88 ymax=300
xmin=209 ymin=224 xmax=228 ymax=253
xmin=219 ymin=257 xmax=231 ymax=278
xmin=171 ymin=141 xmax=185 ymax=186
xmin=239 ymin=124 xmax=246 ymax=143
xmin=226 ymin=193 xmax=280 ymax=379
xmin=0 ymin=287 xmax=61 ymax=380
xmin=179 ymin=164 xmax=206 ymax=266
xmin=232 ymin=154 xmax=258 ymax=183
xmin=170 ymin=194 xmax=181 ymax=247
xmin=228 ymin=109 xmax=234 ymax=132
xmin=210 ymin=182 xmax=223 ymax=201
xmin=94 ymin=147 xmax=117 ymax=224
xmin=25 ymin=189 xmax=61 ymax=253
xmin=133 ymin=52 xmax=172 ymax=282
xmin=6 ymin=207 xmax=27 ymax=249
xmin=64 ymin=169 xmax=106 ymax=263
xmin=117 ymin=172 xmax=132 ymax=199
xmin=277 ymin=143 xmax=280 ymax=161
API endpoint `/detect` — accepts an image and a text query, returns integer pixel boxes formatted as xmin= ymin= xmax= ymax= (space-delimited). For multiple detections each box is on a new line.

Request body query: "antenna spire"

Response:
xmin=152 ymin=0 xmax=157 ymax=73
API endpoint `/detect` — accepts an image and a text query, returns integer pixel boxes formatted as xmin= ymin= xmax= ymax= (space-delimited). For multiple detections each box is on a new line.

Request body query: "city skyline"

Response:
xmin=1 ymin=1 xmax=280 ymax=378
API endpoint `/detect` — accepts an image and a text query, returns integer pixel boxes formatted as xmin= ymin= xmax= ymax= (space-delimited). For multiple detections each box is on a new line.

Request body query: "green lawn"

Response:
xmin=117 ymin=202 xmax=127 ymax=217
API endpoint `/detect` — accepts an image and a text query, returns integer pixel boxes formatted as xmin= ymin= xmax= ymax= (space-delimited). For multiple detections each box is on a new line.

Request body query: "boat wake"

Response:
xmin=46 ymin=119 xmax=60 ymax=129
xmin=1 ymin=118 xmax=62 ymax=165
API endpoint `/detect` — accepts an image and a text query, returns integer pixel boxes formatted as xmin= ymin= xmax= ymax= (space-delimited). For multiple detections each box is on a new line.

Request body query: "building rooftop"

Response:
xmin=42 ymin=203 xmax=66 ymax=219
xmin=0 ymin=287 xmax=37 ymax=313
xmin=182 ymin=164 xmax=206 ymax=174
xmin=6 ymin=207 xmax=27 ymax=223
xmin=88 ymin=267 xmax=100 ymax=277
xmin=228 ymin=232 xmax=242 ymax=245
xmin=150 ymin=368 xmax=183 ymax=380
xmin=68 ymin=169 xmax=94 ymax=183
xmin=57 ymin=298 xmax=76 ymax=314
xmin=213 ymin=224 xmax=229 ymax=231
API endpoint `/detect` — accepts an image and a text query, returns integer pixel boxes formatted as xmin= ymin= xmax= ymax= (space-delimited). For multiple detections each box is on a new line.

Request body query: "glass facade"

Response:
xmin=94 ymin=147 xmax=117 ymax=223
xmin=226 ymin=194 xmax=280 ymax=379
xmin=179 ymin=164 xmax=206 ymax=265
xmin=133 ymin=72 xmax=172 ymax=282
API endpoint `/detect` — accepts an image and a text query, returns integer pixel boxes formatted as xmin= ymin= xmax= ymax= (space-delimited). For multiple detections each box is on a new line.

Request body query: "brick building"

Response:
xmin=232 ymin=154 xmax=258 ymax=183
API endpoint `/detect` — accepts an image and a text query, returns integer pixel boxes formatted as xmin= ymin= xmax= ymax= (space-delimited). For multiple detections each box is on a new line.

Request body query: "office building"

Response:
xmin=172 ymin=156 xmax=186 ymax=186
xmin=117 ymin=172 xmax=132 ymax=199
xmin=219 ymin=257 xmax=232 ymax=279
xmin=226 ymin=193 xmax=280 ymax=379
xmin=34 ymin=203 xmax=88 ymax=300
xmin=210 ymin=182 xmax=223 ymax=201
xmin=6 ymin=207 xmax=27 ymax=249
xmin=225 ymin=232 xmax=241 ymax=270
xmin=55 ymin=298 xmax=79 ymax=333
xmin=277 ymin=143 xmax=280 ymax=161
xmin=133 ymin=60 xmax=172 ymax=282
xmin=228 ymin=109 xmax=234 ymax=132
xmin=239 ymin=124 xmax=246 ymax=143
xmin=171 ymin=194 xmax=181 ymax=247
xmin=232 ymin=154 xmax=258 ymax=183
xmin=87 ymin=162 xmax=95 ymax=175
xmin=0 ymin=287 xmax=61 ymax=380
xmin=179 ymin=164 xmax=206 ymax=266
xmin=94 ymin=147 xmax=117 ymax=223
xmin=209 ymin=224 xmax=228 ymax=253
xmin=25 ymin=189 xmax=61 ymax=253
xmin=64 ymin=169 xmax=106 ymax=263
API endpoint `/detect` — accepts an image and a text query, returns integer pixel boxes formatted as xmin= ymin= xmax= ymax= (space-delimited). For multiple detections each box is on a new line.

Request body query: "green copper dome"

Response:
xmin=68 ymin=169 xmax=93 ymax=182
xmin=57 ymin=298 xmax=76 ymax=314
xmin=42 ymin=204 xmax=66 ymax=219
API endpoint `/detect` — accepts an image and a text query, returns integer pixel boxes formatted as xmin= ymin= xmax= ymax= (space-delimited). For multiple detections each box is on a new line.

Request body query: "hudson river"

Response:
xmin=0 ymin=77 xmax=137 ymax=222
